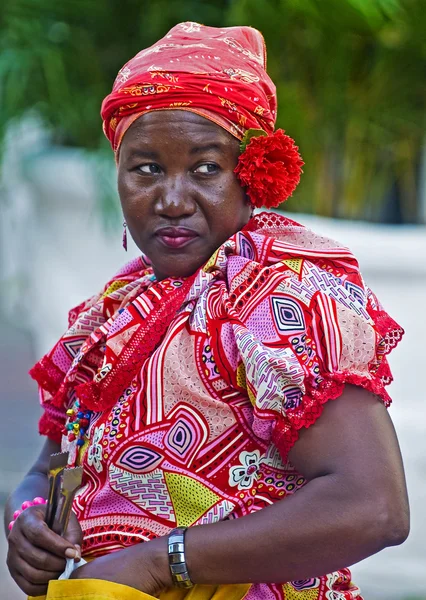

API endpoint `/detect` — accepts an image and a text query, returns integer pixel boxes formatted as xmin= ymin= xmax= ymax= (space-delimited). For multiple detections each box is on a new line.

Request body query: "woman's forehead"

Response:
xmin=123 ymin=110 xmax=238 ymax=148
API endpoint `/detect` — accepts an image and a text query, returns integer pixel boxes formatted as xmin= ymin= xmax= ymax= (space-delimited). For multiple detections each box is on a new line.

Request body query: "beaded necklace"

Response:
xmin=63 ymin=399 xmax=93 ymax=447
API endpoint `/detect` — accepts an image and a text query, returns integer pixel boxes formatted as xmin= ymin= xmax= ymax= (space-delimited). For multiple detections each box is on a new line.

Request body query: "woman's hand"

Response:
xmin=70 ymin=536 xmax=172 ymax=597
xmin=7 ymin=505 xmax=83 ymax=597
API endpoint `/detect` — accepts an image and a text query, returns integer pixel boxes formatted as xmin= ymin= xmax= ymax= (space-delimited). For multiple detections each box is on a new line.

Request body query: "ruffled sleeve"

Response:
xmin=31 ymin=291 xmax=110 ymax=444
xmin=229 ymin=259 xmax=403 ymax=462
xmin=30 ymin=257 xmax=149 ymax=444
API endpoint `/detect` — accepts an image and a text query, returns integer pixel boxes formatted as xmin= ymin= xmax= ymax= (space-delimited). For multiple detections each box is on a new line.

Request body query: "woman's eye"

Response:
xmin=194 ymin=163 xmax=218 ymax=174
xmin=138 ymin=164 xmax=161 ymax=174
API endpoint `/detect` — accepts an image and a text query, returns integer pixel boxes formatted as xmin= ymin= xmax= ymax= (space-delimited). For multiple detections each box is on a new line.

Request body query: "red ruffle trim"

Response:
xmin=273 ymin=311 xmax=404 ymax=462
xmin=370 ymin=308 xmax=404 ymax=354
xmin=38 ymin=412 xmax=63 ymax=445
xmin=29 ymin=273 xmax=197 ymax=414
xmin=29 ymin=355 xmax=67 ymax=399
xmin=30 ymin=355 xmax=76 ymax=410
xmin=273 ymin=371 xmax=388 ymax=462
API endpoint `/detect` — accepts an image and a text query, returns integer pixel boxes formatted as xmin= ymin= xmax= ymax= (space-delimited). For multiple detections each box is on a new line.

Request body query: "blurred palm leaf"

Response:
xmin=228 ymin=0 xmax=426 ymax=222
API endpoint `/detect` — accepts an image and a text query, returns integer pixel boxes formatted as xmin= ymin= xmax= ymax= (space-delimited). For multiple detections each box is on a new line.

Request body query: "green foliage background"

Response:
xmin=1 ymin=0 xmax=425 ymax=222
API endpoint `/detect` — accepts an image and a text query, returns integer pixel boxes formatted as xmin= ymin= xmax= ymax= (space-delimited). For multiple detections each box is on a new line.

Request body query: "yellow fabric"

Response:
xmin=29 ymin=580 xmax=251 ymax=600
xmin=29 ymin=579 xmax=155 ymax=600
xmin=161 ymin=584 xmax=250 ymax=600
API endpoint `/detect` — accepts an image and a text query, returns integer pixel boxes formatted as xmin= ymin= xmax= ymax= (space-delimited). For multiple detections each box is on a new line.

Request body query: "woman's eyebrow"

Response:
xmin=127 ymin=149 xmax=160 ymax=160
xmin=189 ymin=143 xmax=226 ymax=155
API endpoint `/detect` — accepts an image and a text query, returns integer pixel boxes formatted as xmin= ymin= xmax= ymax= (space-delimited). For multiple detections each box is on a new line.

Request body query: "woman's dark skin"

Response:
xmin=117 ymin=110 xmax=252 ymax=280
xmin=5 ymin=111 xmax=410 ymax=597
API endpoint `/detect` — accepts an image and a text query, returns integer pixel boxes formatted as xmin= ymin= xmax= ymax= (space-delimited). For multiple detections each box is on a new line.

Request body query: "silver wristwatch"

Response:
xmin=168 ymin=526 xmax=194 ymax=588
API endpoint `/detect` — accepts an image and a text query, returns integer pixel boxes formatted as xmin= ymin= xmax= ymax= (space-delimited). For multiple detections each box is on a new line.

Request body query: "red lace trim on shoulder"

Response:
xmin=244 ymin=210 xmax=301 ymax=233
xmin=38 ymin=412 xmax=62 ymax=445
xmin=272 ymin=370 xmax=395 ymax=462
xmin=29 ymin=355 xmax=67 ymax=398
xmin=370 ymin=308 xmax=404 ymax=354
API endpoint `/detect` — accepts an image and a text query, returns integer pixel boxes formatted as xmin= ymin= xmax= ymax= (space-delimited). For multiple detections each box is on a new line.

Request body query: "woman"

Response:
xmin=5 ymin=22 xmax=409 ymax=600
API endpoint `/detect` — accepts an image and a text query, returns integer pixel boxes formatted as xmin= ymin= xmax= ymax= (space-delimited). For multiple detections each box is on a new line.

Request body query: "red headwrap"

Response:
xmin=101 ymin=21 xmax=303 ymax=208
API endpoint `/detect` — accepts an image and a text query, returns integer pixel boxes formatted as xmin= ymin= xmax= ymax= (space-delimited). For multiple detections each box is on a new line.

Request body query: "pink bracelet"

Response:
xmin=8 ymin=497 xmax=47 ymax=531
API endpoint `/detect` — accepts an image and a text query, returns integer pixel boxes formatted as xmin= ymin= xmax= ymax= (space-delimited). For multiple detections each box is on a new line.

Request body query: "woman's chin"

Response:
xmin=152 ymin=258 xmax=205 ymax=281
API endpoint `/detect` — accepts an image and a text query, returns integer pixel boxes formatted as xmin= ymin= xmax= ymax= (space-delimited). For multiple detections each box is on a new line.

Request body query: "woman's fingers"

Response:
xmin=7 ymin=537 xmax=64 ymax=596
xmin=64 ymin=511 xmax=84 ymax=548
xmin=12 ymin=570 xmax=48 ymax=597
xmin=16 ymin=506 xmax=78 ymax=557
xmin=11 ymin=553 xmax=60 ymax=585
xmin=16 ymin=535 xmax=66 ymax=572
xmin=73 ymin=544 xmax=82 ymax=562
xmin=7 ymin=505 xmax=76 ymax=595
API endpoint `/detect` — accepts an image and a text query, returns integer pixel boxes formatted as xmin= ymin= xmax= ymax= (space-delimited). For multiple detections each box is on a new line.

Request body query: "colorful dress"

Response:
xmin=31 ymin=212 xmax=403 ymax=600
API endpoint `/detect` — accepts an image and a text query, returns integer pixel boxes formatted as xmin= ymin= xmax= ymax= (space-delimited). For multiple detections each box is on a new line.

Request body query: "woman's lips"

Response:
xmin=155 ymin=227 xmax=199 ymax=249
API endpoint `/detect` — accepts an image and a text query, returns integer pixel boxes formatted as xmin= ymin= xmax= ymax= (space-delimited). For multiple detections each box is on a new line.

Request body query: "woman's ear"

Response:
xmin=245 ymin=192 xmax=254 ymax=215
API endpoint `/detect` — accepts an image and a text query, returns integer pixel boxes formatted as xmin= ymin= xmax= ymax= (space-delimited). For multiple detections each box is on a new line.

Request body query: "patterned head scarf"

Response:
xmin=101 ymin=21 xmax=303 ymax=209
xmin=101 ymin=21 xmax=277 ymax=153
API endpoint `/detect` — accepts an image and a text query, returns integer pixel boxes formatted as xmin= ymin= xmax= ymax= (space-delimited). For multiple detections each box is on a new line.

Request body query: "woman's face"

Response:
xmin=117 ymin=110 xmax=251 ymax=280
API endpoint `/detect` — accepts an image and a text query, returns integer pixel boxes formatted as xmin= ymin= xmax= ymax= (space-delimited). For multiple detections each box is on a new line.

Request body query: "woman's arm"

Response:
xmin=185 ymin=384 xmax=409 ymax=583
xmin=72 ymin=384 xmax=409 ymax=594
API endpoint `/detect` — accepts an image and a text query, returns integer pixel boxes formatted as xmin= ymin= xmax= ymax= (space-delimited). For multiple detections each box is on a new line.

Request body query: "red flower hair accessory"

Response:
xmin=234 ymin=129 xmax=304 ymax=209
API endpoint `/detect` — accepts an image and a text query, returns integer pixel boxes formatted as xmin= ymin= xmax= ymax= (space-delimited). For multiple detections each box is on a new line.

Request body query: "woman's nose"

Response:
xmin=154 ymin=176 xmax=196 ymax=218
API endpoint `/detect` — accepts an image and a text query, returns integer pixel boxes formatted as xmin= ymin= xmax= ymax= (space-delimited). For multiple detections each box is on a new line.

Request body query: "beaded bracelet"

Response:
xmin=8 ymin=497 xmax=47 ymax=530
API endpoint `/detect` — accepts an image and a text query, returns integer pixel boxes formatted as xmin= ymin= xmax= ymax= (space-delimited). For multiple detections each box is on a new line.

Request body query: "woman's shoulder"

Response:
xmin=248 ymin=211 xmax=356 ymax=262
xmin=67 ymin=255 xmax=151 ymax=327
xmin=225 ymin=211 xmax=363 ymax=296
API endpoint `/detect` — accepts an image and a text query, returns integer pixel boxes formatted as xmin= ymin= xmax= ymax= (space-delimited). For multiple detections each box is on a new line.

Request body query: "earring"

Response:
xmin=122 ymin=221 xmax=128 ymax=251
